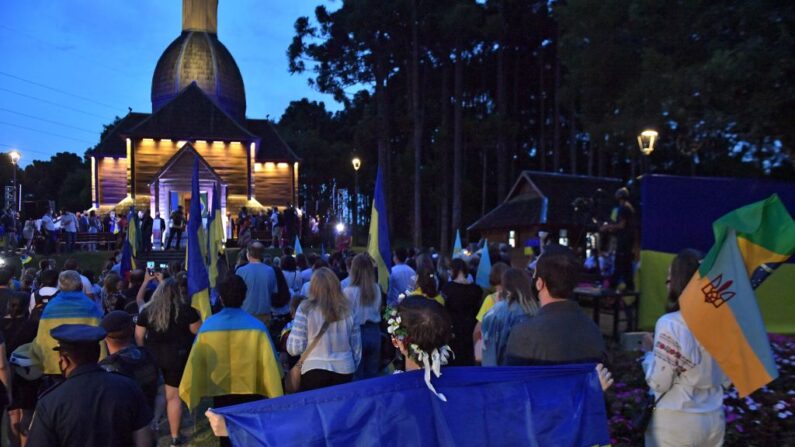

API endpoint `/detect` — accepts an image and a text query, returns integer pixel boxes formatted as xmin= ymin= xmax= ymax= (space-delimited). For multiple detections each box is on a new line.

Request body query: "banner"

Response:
xmin=212 ymin=365 xmax=610 ymax=447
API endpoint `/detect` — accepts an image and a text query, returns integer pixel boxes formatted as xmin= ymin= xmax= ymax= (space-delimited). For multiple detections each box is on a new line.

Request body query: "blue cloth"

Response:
xmin=214 ymin=365 xmax=610 ymax=447
xmin=236 ymin=263 xmax=278 ymax=315
xmin=387 ymin=263 xmax=416 ymax=306
xmin=481 ymin=300 xmax=531 ymax=366
xmin=354 ymin=321 xmax=381 ymax=380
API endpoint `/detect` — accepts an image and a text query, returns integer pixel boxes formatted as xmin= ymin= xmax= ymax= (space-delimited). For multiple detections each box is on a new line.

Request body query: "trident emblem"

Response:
xmin=701 ymin=274 xmax=736 ymax=308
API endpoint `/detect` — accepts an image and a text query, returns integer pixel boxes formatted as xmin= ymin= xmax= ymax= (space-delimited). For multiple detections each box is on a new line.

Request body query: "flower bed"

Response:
xmin=605 ymin=334 xmax=795 ymax=446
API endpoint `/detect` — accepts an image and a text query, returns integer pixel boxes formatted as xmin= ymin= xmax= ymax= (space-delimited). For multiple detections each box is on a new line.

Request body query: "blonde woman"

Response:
xmin=481 ymin=268 xmax=539 ymax=366
xmin=287 ymin=267 xmax=361 ymax=391
xmin=135 ymin=278 xmax=201 ymax=446
xmin=344 ymin=254 xmax=382 ymax=379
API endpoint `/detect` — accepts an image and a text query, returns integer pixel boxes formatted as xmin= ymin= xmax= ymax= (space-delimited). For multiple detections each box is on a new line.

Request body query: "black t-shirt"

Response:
xmin=1 ymin=316 xmax=28 ymax=356
xmin=441 ymin=282 xmax=483 ymax=366
xmin=137 ymin=303 xmax=199 ymax=349
xmin=170 ymin=212 xmax=184 ymax=229
xmin=613 ymin=202 xmax=635 ymax=251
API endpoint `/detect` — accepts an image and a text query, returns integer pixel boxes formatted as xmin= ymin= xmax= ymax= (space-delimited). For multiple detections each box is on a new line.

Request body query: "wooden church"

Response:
xmin=88 ymin=0 xmax=299 ymax=218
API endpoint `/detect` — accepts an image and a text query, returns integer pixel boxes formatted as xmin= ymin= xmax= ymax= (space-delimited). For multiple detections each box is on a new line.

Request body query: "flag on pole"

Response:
xmin=120 ymin=208 xmax=138 ymax=281
xmin=187 ymin=156 xmax=212 ymax=320
xmin=475 ymin=240 xmax=492 ymax=289
xmin=207 ymin=182 xmax=225 ymax=288
xmin=680 ymin=194 xmax=795 ymax=397
xmin=367 ymin=167 xmax=392 ymax=292
xmin=294 ymin=235 xmax=303 ymax=256
xmin=453 ymin=230 xmax=463 ymax=258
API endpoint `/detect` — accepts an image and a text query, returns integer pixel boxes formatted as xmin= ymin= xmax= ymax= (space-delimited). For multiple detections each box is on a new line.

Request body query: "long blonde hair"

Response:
xmin=306 ymin=267 xmax=350 ymax=323
xmin=502 ymin=268 xmax=539 ymax=316
xmin=146 ymin=278 xmax=184 ymax=333
xmin=350 ymin=254 xmax=377 ymax=306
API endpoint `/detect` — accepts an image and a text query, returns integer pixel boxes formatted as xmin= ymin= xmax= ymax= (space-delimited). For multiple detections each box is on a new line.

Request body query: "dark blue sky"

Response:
xmin=0 ymin=0 xmax=339 ymax=165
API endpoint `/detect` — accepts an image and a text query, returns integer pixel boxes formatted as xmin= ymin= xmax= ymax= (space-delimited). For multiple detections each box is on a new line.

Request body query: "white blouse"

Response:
xmin=642 ymin=311 xmax=729 ymax=413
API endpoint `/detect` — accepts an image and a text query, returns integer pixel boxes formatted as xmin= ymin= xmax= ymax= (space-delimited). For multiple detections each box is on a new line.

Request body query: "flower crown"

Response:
xmin=385 ymin=300 xmax=453 ymax=401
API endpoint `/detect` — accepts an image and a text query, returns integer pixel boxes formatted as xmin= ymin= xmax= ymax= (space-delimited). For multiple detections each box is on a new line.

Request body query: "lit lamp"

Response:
xmin=351 ymin=157 xmax=361 ymax=245
xmin=8 ymin=150 xmax=20 ymax=212
xmin=637 ymin=130 xmax=658 ymax=156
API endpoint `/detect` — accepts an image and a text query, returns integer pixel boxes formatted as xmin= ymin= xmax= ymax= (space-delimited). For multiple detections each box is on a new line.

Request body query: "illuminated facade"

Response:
xmin=87 ymin=0 xmax=299 ymax=216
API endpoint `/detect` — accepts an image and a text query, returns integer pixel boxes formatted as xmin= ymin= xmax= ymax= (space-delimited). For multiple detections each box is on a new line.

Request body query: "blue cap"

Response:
xmin=50 ymin=324 xmax=106 ymax=350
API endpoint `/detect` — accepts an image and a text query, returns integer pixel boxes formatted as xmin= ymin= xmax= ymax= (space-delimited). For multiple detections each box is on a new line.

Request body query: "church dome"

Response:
xmin=151 ymin=31 xmax=246 ymax=120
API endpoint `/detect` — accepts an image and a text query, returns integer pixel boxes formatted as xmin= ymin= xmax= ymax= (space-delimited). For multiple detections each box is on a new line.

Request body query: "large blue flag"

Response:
xmin=294 ymin=235 xmax=303 ymax=255
xmin=212 ymin=365 xmax=610 ymax=447
xmin=188 ymin=156 xmax=211 ymax=320
xmin=475 ymin=239 xmax=492 ymax=289
xmin=452 ymin=229 xmax=463 ymax=258
xmin=367 ymin=166 xmax=392 ymax=292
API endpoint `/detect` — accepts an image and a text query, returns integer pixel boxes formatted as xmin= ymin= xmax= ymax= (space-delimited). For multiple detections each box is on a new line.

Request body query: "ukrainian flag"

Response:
xmin=366 ymin=166 xmax=392 ymax=292
xmin=188 ymin=156 xmax=212 ymax=320
xmin=179 ymin=308 xmax=283 ymax=410
xmin=475 ymin=239 xmax=492 ymax=289
xmin=120 ymin=208 xmax=138 ymax=280
xmin=29 ymin=291 xmax=104 ymax=374
xmin=680 ymin=194 xmax=795 ymax=396
xmin=207 ymin=182 xmax=225 ymax=288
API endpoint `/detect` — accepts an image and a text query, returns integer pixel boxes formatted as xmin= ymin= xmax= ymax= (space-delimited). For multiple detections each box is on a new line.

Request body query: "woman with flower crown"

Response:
xmin=387 ymin=295 xmax=454 ymax=401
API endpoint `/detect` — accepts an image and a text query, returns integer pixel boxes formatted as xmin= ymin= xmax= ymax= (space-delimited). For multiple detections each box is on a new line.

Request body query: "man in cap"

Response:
xmin=27 ymin=324 xmax=152 ymax=446
xmin=99 ymin=311 xmax=159 ymax=412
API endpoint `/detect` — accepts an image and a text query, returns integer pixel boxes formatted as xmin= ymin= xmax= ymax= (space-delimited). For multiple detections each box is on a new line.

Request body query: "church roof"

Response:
xmin=246 ymin=119 xmax=301 ymax=163
xmin=88 ymin=112 xmax=150 ymax=157
xmin=126 ymin=82 xmax=256 ymax=141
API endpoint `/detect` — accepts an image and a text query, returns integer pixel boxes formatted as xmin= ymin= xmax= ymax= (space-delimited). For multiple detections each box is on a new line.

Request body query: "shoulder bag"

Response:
xmin=284 ymin=321 xmax=330 ymax=394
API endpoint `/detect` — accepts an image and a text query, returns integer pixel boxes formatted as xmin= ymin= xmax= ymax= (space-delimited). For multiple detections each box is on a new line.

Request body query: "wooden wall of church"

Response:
xmin=133 ymin=139 xmax=250 ymax=198
xmin=98 ymin=157 xmax=128 ymax=206
xmin=254 ymin=163 xmax=294 ymax=208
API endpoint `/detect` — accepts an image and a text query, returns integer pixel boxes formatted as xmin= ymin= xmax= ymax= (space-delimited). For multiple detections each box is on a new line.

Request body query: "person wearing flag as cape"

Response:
xmin=181 ymin=274 xmax=283 ymax=447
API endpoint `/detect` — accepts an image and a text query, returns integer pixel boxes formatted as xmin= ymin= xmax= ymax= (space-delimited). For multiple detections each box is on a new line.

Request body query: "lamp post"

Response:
xmin=8 ymin=150 xmax=20 ymax=212
xmin=351 ymin=157 xmax=361 ymax=245
xmin=637 ymin=130 xmax=658 ymax=174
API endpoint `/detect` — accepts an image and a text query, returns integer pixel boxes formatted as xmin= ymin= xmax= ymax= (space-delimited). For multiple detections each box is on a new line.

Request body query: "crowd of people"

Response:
xmin=0 ymin=226 xmax=729 ymax=446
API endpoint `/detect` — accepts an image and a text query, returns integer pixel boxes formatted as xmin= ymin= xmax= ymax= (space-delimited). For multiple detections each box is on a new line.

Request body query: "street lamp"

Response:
xmin=637 ymin=130 xmax=658 ymax=156
xmin=8 ymin=150 xmax=20 ymax=212
xmin=351 ymin=157 xmax=361 ymax=245
xmin=637 ymin=130 xmax=657 ymax=174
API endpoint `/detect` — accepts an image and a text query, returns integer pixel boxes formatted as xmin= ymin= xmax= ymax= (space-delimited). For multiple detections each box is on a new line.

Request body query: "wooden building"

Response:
xmin=468 ymin=171 xmax=622 ymax=256
xmin=87 ymin=0 xmax=299 ymax=218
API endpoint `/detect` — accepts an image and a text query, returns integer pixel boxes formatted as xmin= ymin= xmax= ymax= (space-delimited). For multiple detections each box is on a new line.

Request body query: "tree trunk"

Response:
xmin=451 ymin=46 xmax=464 ymax=237
xmin=569 ymin=94 xmax=577 ymax=174
xmin=538 ymin=49 xmax=546 ymax=171
xmin=439 ymin=64 xmax=451 ymax=254
xmin=375 ymin=58 xmax=390 ymax=229
xmin=481 ymin=149 xmax=488 ymax=216
xmin=411 ymin=0 xmax=423 ymax=248
xmin=496 ymin=1 xmax=508 ymax=199
xmin=552 ymin=27 xmax=561 ymax=173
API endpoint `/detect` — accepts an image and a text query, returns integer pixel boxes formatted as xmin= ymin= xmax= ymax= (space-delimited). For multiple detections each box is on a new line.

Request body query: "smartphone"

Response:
xmin=146 ymin=261 xmax=155 ymax=276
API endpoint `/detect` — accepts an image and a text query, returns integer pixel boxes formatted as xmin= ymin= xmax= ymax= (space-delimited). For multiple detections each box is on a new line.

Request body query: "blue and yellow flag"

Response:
xmin=294 ymin=235 xmax=303 ymax=256
xmin=120 ymin=208 xmax=138 ymax=280
xmin=367 ymin=166 xmax=392 ymax=292
xmin=188 ymin=156 xmax=212 ymax=320
xmin=212 ymin=364 xmax=610 ymax=446
xmin=29 ymin=291 xmax=103 ymax=374
xmin=207 ymin=182 xmax=225 ymax=289
xmin=452 ymin=230 xmax=463 ymax=258
xmin=475 ymin=240 xmax=492 ymax=289
xmin=681 ymin=194 xmax=795 ymax=397
xmin=179 ymin=308 xmax=284 ymax=409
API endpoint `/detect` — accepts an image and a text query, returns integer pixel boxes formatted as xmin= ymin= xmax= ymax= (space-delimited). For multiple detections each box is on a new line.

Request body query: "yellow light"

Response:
xmin=177 ymin=140 xmax=187 ymax=148
xmin=230 ymin=141 xmax=241 ymax=146
xmin=8 ymin=150 xmax=20 ymax=164
xmin=141 ymin=138 xmax=154 ymax=144
xmin=265 ymin=162 xmax=275 ymax=169
xmin=195 ymin=140 xmax=207 ymax=145
xmin=212 ymin=141 xmax=224 ymax=147
xmin=277 ymin=162 xmax=288 ymax=169
xmin=254 ymin=163 xmax=262 ymax=172
xmin=637 ymin=129 xmax=659 ymax=156
xmin=160 ymin=139 xmax=172 ymax=145
xmin=352 ymin=157 xmax=361 ymax=171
